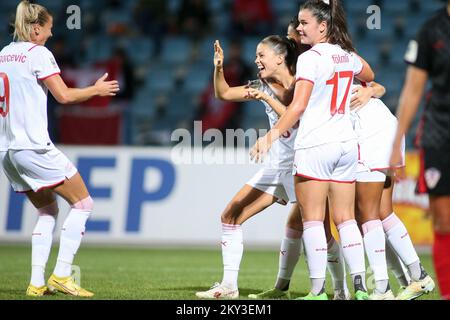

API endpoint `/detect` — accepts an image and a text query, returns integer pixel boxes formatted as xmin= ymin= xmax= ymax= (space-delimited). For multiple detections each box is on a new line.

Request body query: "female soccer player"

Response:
xmin=390 ymin=0 xmax=450 ymax=300
xmin=247 ymin=17 xmax=350 ymax=301
xmin=251 ymin=0 xmax=375 ymax=300
xmin=351 ymin=81 xmax=434 ymax=299
xmin=195 ymin=35 xmax=299 ymax=300
xmin=0 ymin=0 xmax=119 ymax=297
xmin=196 ymin=34 xmax=348 ymax=300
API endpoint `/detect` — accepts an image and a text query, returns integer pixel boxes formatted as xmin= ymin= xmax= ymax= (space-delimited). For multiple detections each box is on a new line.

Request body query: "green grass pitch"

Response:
xmin=0 ymin=244 xmax=441 ymax=300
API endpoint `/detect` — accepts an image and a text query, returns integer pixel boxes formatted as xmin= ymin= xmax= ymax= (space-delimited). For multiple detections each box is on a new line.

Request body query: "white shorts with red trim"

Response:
xmin=246 ymin=168 xmax=296 ymax=205
xmin=2 ymin=148 xmax=77 ymax=192
xmin=293 ymin=140 xmax=357 ymax=183
xmin=354 ymin=114 xmax=405 ymax=173
xmin=356 ymin=168 xmax=389 ymax=183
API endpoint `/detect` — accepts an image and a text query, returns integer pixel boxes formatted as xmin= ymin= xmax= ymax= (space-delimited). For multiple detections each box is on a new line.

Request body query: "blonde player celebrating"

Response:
xmin=251 ymin=0 xmax=375 ymax=300
xmin=0 ymin=1 xmax=119 ymax=297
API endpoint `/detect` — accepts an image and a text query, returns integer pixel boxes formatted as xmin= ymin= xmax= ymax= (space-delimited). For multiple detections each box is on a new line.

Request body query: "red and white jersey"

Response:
xmin=294 ymin=43 xmax=361 ymax=149
xmin=252 ymin=79 xmax=297 ymax=170
xmin=0 ymin=42 xmax=60 ymax=150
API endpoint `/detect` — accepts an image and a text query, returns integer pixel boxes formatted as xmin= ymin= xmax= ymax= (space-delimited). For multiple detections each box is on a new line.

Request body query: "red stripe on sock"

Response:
xmin=433 ymin=232 xmax=450 ymax=299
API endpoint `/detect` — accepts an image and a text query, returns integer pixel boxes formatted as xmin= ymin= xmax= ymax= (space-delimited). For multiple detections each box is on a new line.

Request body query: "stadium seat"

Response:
xmin=161 ymin=37 xmax=191 ymax=64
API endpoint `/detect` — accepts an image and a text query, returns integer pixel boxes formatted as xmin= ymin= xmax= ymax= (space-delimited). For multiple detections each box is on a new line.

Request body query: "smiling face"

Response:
xmin=254 ymin=43 xmax=283 ymax=79
xmin=297 ymin=9 xmax=327 ymax=46
xmin=31 ymin=15 xmax=53 ymax=45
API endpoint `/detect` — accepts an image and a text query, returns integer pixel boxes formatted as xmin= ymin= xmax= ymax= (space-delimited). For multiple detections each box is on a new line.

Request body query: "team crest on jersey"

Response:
xmin=425 ymin=168 xmax=441 ymax=190
xmin=404 ymin=40 xmax=418 ymax=64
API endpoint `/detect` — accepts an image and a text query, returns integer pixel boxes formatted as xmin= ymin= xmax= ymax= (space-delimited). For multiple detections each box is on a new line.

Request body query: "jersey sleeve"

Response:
xmin=30 ymin=46 xmax=61 ymax=81
xmin=295 ymin=50 xmax=319 ymax=85
xmin=351 ymin=53 xmax=364 ymax=76
xmin=404 ymin=24 xmax=431 ymax=71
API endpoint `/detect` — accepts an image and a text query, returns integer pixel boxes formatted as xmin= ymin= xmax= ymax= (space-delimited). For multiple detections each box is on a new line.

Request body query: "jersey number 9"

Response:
xmin=0 ymin=72 xmax=10 ymax=117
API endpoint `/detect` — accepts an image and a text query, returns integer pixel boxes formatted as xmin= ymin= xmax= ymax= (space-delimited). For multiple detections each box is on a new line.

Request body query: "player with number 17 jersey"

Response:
xmin=294 ymin=43 xmax=361 ymax=150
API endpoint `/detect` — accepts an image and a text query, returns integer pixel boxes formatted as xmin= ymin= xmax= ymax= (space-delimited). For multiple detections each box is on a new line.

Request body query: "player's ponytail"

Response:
xmin=13 ymin=0 xmax=51 ymax=42
xmin=327 ymin=0 xmax=355 ymax=53
xmin=300 ymin=0 xmax=355 ymax=53
xmin=260 ymin=35 xmax=299 ymax=76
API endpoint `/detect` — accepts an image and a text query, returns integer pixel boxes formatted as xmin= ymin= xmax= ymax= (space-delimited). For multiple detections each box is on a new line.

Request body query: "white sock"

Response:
xmin=54 ymin=209 xmax=90 ymax=278
xmin=382 ymin=212 xmax=420 ymax=280
xmin=385 ymin=240 xmax=411 ymax=287
xmin=362 ymin=220 xmax=389 ymax=294
xmin=221 ymin=223 xmax=243 ymax=290
xmin=303 ymin=221 xmax=327 ymax=294
xmin=275 ymin=228 xmax=302 ymax=291
xmin=327 ymin=237 xmax=349 ymax=294
xmin=31 ymin=214 xmax=56 ymax=287
xmin=338 ymin=220 xmax=367 ymax=292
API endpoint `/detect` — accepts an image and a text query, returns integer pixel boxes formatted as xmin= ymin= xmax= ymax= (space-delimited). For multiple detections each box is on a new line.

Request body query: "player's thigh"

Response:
xmin=52 ymin=172 xmax=90 ymax=206
xmin=379 ymin=176 xmax=394 ymax=220
xmin=294 ymin=176 xmax=328 ymax=221
xmin=356 ymin=181 xmax=385 ymax=223
xmin=221 ymin=184 xmax=277 ymax=224
xmin=26 ymin=188 xmax=57 ymax=209
xmin=429 ymin=195 xmax=450 ymax=233
xmin=328 ymin=181 xmax=356 ymax=225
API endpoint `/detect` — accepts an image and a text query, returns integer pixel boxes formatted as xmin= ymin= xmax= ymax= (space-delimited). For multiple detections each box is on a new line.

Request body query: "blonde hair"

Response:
xmin=13 ymin=0 xmax=51 ymax=42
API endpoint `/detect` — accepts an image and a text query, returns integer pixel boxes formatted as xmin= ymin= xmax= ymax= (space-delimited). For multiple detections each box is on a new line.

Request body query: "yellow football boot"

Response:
xmin=26 ymin=284 xmax=54 ymax=297
xmin=47 ymin=274 xmax=94 ymax=297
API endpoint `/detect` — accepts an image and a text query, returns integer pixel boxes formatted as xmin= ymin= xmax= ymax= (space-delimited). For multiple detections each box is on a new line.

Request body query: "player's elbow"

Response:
xmin=56 ymin=93 xmax=75 ymax=105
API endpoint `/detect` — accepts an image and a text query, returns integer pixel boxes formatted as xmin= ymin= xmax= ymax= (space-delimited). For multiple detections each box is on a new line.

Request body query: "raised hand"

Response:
xmin=214 ymin=40 xmax=224 ymax=68
xmin=95 ymin=73 xmax=120 ymax=97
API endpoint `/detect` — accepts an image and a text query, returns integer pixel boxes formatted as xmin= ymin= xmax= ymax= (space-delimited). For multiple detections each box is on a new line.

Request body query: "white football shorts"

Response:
xmin=246 ymin=168 xmax=296 ymax=205
xmin=293 ymin=140 xmax=358 ymax=183
xmin=2 ymin=148 xmax=78 ymax=193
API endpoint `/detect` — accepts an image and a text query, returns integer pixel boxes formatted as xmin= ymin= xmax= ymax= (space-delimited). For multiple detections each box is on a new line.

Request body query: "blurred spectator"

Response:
xmin=230 ymin=0 xmax=274 ymax=36
xmin=46 ymin=37 xmax=77 ymax=143
xmin=194 ymin=39 xmax=253 ymax=136
xmin=394 ymin=16 xmax=406 ymax=39
xmin=112 ymin=47 xmax=136 ymax=101
xmin=177 ymin=0 xmax=212 ymax=41
xmin=410 ymin=0 xmax=421 ymax=13
xmin=134 ymin=0 xmax=168 ymax=57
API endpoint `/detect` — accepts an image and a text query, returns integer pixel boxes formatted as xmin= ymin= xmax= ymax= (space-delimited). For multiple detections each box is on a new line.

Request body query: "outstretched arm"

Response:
xmin=213 ymin=40 xmax=248 ymax=102
xmin=355 ymin=55 xmax=375 ymax=83
xmin=43 ymin=73 xmax=119 ymax=104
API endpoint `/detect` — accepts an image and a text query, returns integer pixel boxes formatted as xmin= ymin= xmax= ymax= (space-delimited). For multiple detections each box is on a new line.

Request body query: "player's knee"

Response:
xmin=71 ymin=196 xmax=94 ymax=211
xmin=38 ymin=201 xmax=59 ymax=217
xmin=286 ymin=214 xmax=302 ymax=230
xmin=221 ymin=203 xmax=241 ymax=224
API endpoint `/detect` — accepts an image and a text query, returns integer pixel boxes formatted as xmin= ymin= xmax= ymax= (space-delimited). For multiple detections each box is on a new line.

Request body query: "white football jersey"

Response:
xmin=294 ymin=43 xmax=361 ymax=149
xmin=252 ymin=79 xmax=297 ymax=169
xmin=350 ymin=84 xmax=398 ymax=140
xmin=0 ymin=42 xmax=60 ymax=151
